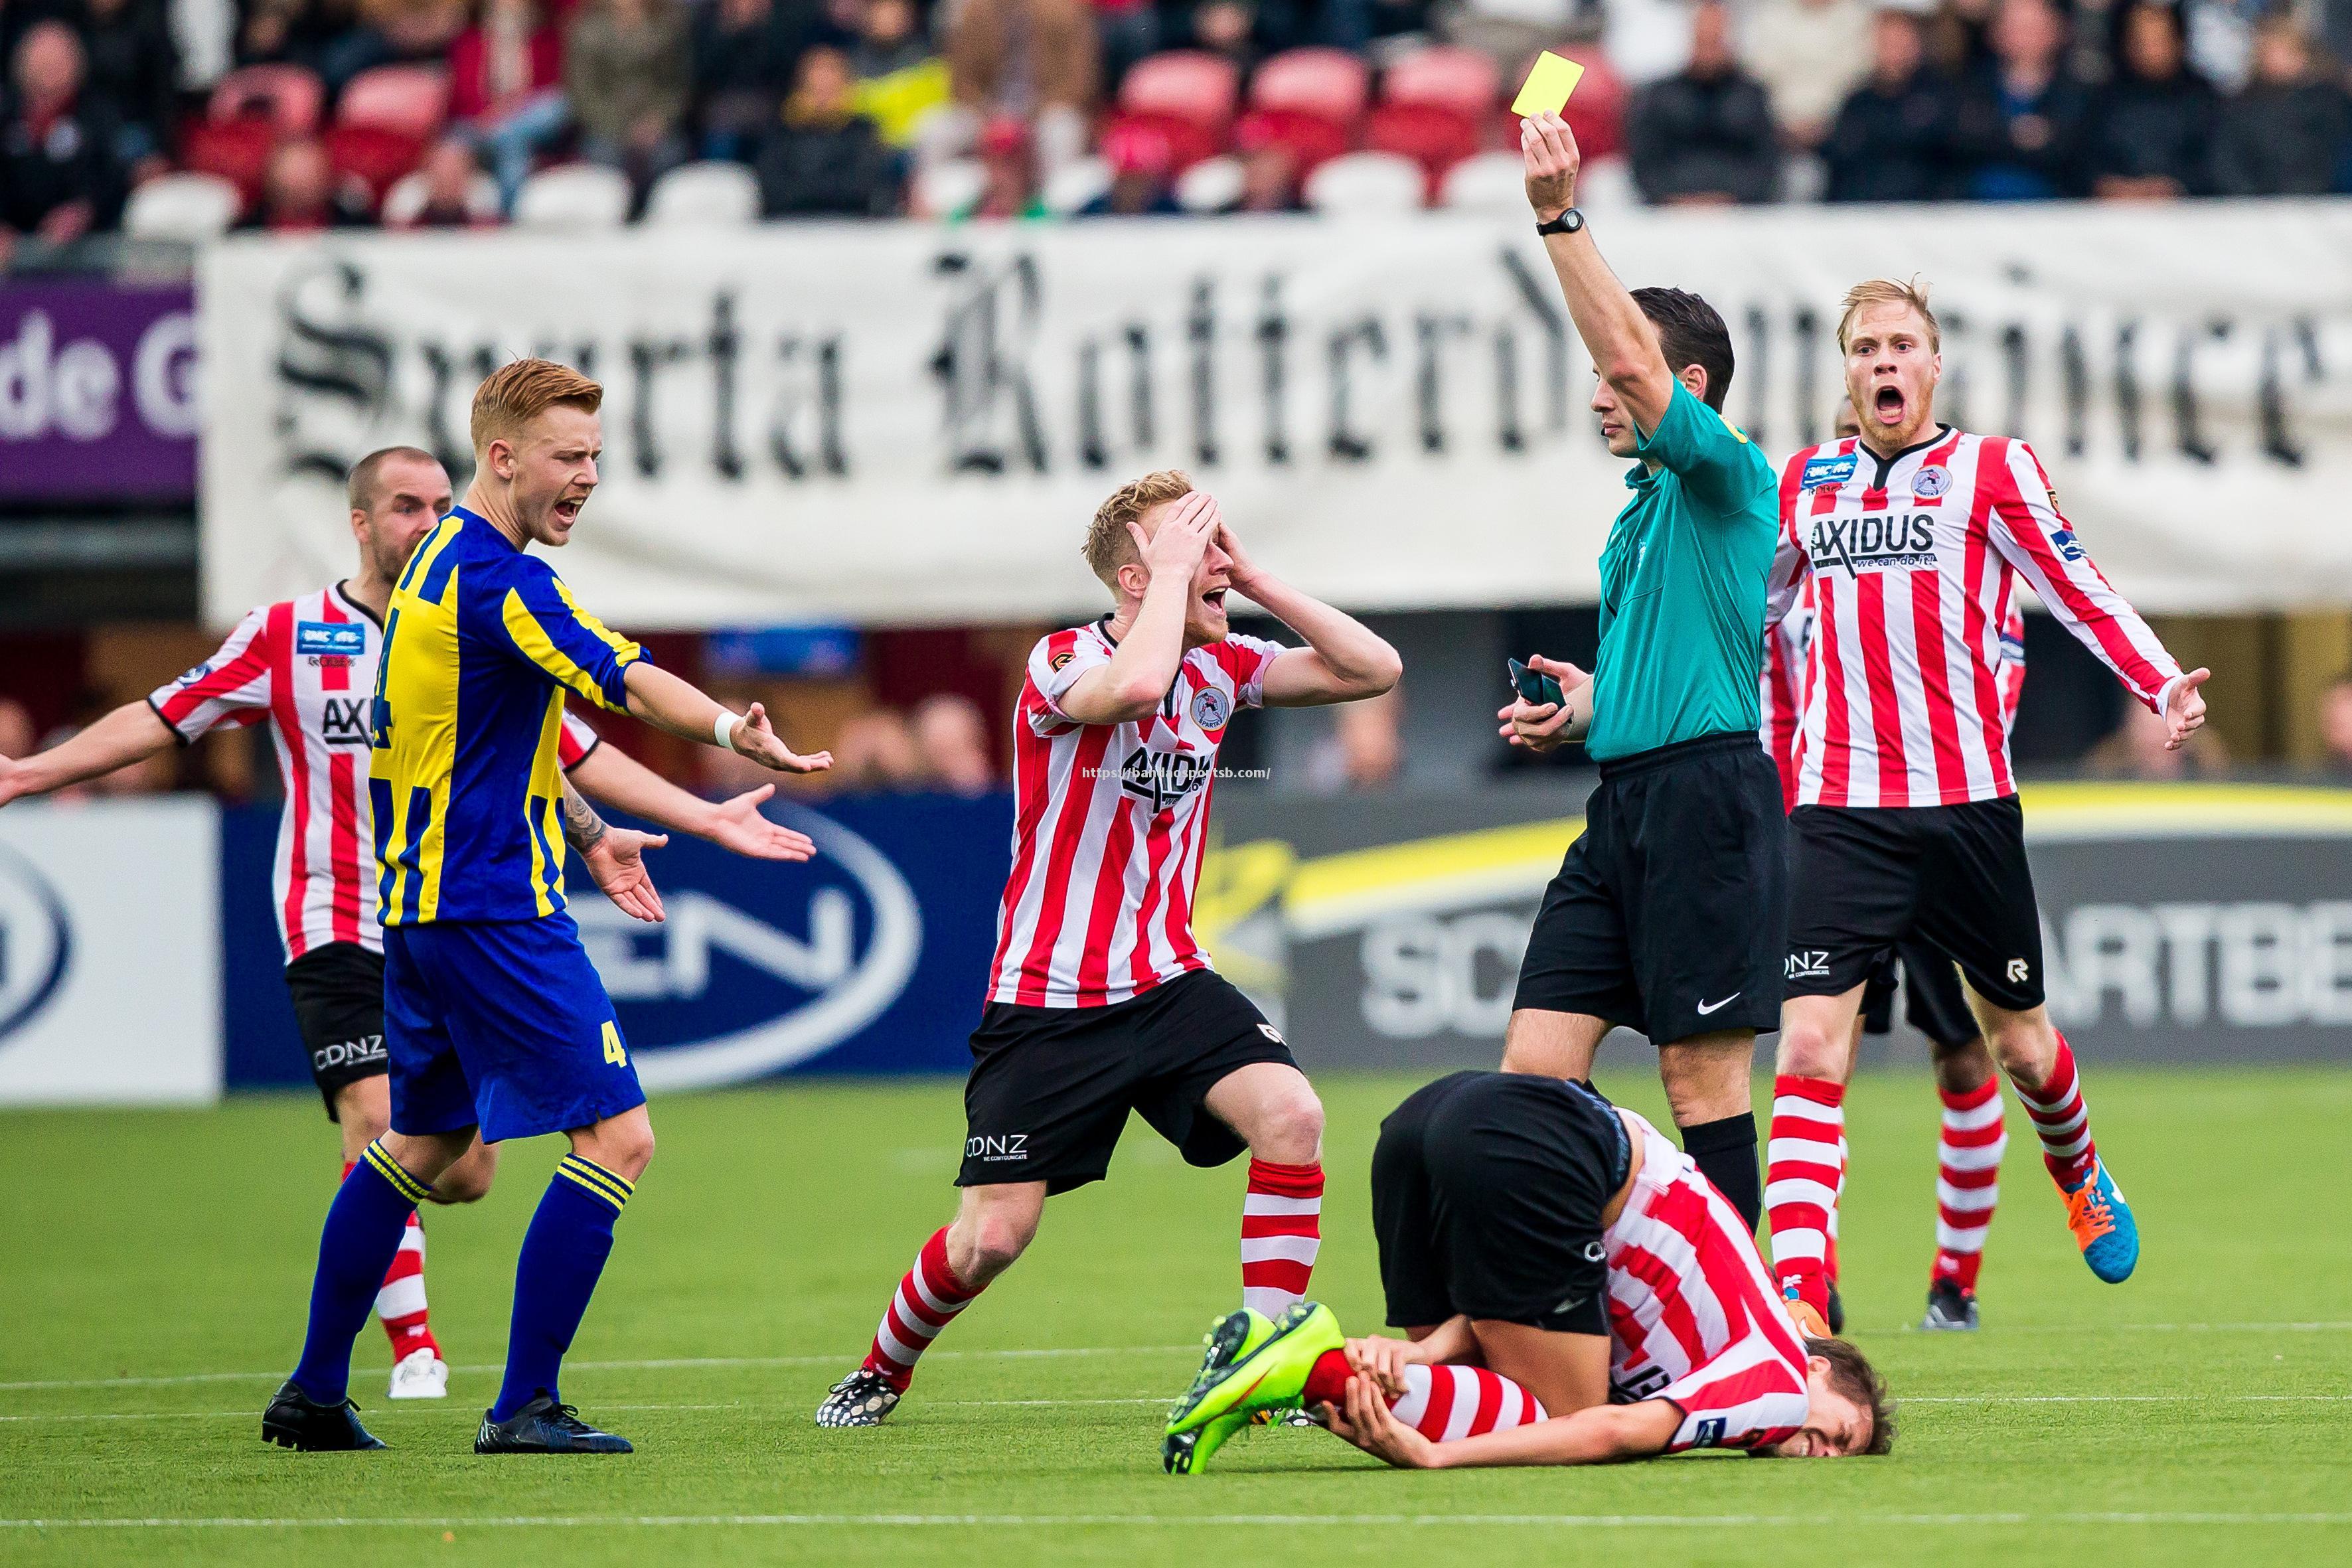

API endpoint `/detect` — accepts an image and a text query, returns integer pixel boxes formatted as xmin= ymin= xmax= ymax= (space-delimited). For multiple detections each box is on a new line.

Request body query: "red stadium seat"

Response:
xmin=178 ymin=117 xmax=276 ymax=208
xmin=1248 ymin=48 xmax=1370 ymax=127
xmin=1095 ymin=110 xmax=1219 ymax=172
xmin=1233 ymin=108 xmax=1353 ymax=177
xmin=1119 ymin=50 xmax=1240 ymax=135
xmin=326 ymin=123 xmax=429 ymax=205
xmin=1380 ymin=46 xmax=1498 ymax=118
xmin=1366 ymin=102 xmax=1482 ymax=200
xmin=338 ymin=64 xmax=449 ymax=139
xmin=209 ymin=63 xmax=326 ymax=137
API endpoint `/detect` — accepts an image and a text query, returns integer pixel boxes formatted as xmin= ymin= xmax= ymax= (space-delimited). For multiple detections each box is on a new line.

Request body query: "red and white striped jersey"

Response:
xmin=1607 ymin=1111 xmax=1812 ymax=1453
xmin=150 ymin=583 xmax=601 ymax=963
xmin=985 ymin=619 xmax=1285 ymax=1008
xmin=1768 ymin=428 xmax=2179 ymax=809
xmin=1762 ymin=580 xmax=2027 ymax=811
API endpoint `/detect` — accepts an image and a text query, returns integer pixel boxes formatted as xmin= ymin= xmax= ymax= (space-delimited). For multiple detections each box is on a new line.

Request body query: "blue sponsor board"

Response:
xmin=223 ymin=791 xmax=1012 ymax=1089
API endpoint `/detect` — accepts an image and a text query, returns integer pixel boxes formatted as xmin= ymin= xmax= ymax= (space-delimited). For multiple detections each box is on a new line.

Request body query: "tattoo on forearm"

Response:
xmin=560 ymin=783 xmax=607 ymax=852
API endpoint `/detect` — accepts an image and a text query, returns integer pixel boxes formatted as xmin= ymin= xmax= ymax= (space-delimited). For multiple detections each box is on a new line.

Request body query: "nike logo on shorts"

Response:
xmin=1696 ymin=992 xmax=1741 ymax=1016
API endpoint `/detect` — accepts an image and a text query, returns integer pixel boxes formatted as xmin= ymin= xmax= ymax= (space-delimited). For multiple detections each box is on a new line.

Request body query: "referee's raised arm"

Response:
xmin=1520 ymin=111 xmax=1676 ymax=438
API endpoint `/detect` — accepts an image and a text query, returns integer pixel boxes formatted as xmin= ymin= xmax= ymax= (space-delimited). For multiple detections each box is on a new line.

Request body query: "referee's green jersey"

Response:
xmin=1583 ymin=380 xmax=1780 ymax=763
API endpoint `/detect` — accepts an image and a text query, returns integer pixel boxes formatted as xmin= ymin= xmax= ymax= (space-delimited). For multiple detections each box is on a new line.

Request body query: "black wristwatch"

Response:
xmin=1535 ymin=207 xmax=1585 ymax=236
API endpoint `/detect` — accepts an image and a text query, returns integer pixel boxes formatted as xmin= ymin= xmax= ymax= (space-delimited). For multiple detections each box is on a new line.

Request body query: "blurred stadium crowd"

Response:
xmin=3 ymin=0 xmax=2349 ymax=244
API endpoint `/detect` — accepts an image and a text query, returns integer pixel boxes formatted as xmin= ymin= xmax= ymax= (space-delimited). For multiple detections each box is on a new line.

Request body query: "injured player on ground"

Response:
xmin=1163 ymin=1071 xmax=1892 ymax=1471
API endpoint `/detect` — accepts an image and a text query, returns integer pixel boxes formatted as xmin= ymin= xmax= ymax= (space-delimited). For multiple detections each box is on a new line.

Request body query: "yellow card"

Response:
xmin=1510 ymin=51 xmax=1586 ymax=118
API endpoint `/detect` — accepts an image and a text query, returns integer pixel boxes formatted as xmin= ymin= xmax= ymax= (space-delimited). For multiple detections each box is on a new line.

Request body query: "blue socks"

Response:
xmin=490 ymin=1154 xmax=634 ymax=1423
xmin=291 ymin=1141 xmax=431 ymax=1403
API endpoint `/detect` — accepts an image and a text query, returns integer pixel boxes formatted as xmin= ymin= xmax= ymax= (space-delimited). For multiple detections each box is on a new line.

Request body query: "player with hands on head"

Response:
xmin=0 ymin=443 xmax=811 ymax=1404
xmin=815 ymin=471 xmax=1399 ymax=1431
xmin=1493 ymin=106 xmax=1794 ymax=1239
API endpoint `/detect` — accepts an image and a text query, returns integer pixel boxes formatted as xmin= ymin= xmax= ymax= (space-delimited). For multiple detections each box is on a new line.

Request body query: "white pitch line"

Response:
xmin=0 ymin=1344 xmax=1200 ymax=1394
xmin=3 ymin=1512 xmax=2350 ymax=1531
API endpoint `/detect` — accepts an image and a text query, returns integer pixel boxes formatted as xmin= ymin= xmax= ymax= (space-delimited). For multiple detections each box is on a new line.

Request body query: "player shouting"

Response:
xmin=1763 ymin=278 xmax=2211 ymax=1332
xmin=0 ymin=445 xmax=814 ymax=1401
xmin=1162 ymin=1071 xmax=1890 ymax=1472
xmin=259 ymin=360 xmax=832 ymax=1454
xmin=814 ymin=471 xmax=1401 ymax=1428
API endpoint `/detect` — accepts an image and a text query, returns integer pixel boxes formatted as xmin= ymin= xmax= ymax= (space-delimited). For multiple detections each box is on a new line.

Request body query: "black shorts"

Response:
xmin=1859 ymin=940 xmax=1983 ymax=1050
xmin=1370 ymin=1071 xmax=1630 ymax=1338
xmin=1512 ymin=732 xmax=1787 ymax=1044
xmin=958 ymin=969 xmax=1298 ymax=1194
xmin=1786 ymin=796 xmax=2043 ymax=1013
xmin=283 ymin=941 xmax=388 ymax=1121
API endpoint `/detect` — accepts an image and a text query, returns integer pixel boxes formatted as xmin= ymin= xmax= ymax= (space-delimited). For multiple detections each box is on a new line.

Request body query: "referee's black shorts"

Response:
xmin=1512 ymin=732 xmax=1787 ymax=1044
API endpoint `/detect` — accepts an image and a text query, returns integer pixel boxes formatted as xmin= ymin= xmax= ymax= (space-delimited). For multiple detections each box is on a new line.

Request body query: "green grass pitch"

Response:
xmin=4 ymin=1067 xmax=2349 ymax=1566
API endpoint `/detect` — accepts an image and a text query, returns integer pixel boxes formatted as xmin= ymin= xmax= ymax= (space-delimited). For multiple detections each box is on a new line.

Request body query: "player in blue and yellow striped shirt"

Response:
xmin=264 ymin=360 xmax=834 ymax=1456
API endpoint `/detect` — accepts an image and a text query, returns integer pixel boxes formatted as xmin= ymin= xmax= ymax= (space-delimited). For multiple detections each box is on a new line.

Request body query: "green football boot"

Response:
xmin=1163 ymin=1308 xmax=1277 ymax=1476
xmin=1164 ymin=1300 xmax=1344 ymax=1452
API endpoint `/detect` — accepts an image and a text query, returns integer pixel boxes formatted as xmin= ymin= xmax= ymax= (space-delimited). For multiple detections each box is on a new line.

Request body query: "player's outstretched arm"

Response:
xmin=560 ymin=779 xmax=668 ymax=923
xmin=568 ymin=741 xmax=816 ymax=861
xmin=1059 ymin=490 xmax=1219 ymax=725
xmin=1220 ymin=522 xmax=1403 ymax=708
xmin=619 ymin=662 xmax=833 ymax=775
xmin=1522 ymin=111 xmax=1674 ymax=437
xmin=0 ymin=701 xmax=177 ymax=807
xmin=1322 ymin=1375 xmax=1678 ymax=1470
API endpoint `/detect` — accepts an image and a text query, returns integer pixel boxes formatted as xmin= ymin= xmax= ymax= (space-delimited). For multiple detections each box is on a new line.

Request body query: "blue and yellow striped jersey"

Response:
xmin=370 ymin=507 xmax=647 ymax=924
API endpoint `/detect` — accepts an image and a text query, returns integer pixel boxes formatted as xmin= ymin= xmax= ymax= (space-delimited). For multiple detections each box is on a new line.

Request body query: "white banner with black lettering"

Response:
xmin=198 ymin=203 xmax=2352 ymax=628
xmin=0 ymin=799 xmax=222 ymax=1104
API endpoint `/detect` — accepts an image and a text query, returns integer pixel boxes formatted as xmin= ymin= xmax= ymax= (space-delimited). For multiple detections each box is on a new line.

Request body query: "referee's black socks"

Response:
xmin=1680 ymin=1113 xmax=1763 ymax=1237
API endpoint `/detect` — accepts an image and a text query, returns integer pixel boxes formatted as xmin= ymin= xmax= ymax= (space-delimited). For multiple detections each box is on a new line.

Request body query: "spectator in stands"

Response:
xmin=830 ymin=707 xmax=923 ymax=790
xmin=1824 ymin=7 xmax=1962 ymax=202
xmin=911 ymin=693 xmax=996 ymax=793
xmin=848 ymin=0 xmax=949 ymax=148
xmin=692 ymin=0 xmax=826 ymax=162
xmin=1745 ymin=0 xmax=1873 ymax=153
xmin=755 ymin=43 xmax=899 ymax=214
xmin=396 ymin=133 xmax=501 ymax=225
xmin=1092 ymin=0 xmax=1158 ymax=92
xmin=0 ymin=698 xmax=35 ymax=765
xmin=318 ymin=0 xmax=468 ymax=92
xmin=0 ymin=21 xmax=127 ymax=256
xmin=2319 ymin=672 xmax=2352 ymax=776
xmin=449 ymin=0 xmax=568 ymax=210
xmin=949 ymin=0 xmax=1097 ymax=171
xmin=247 ymin=133 xmax=366 ymax=228
xmin=2086 ymin=699 xmax=2229 ymax=779
xmin=1188 ymin=0 xmax=1260 ymax=82
xmin=1081 ymin=115 xmax=1179 ymax=214
xmin=1235 ymin=133 xmax=1302 ymax=210
xmin=2084 ymin=0 xmax=2217 ymax=198
xmin=973 ymin=110 xmax=1044 ymax=215
xmin=1304 ymin=684 xmax=1402 ymax=792
xmin=1624 ymin=1 xmax=1780 ymax=204
xmin=2213 ymin=15 xmax=2352 ymax=195
xmin=1954 ymin=0 xmax=2090 ymax=199
xmin=78 ymin=0 xmax=177 ymax=171
xmin=568 ymin=0 xmax=692 ymax=202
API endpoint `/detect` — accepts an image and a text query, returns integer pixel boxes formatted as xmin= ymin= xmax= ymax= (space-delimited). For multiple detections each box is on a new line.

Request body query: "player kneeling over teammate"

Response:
xmin=816 ymin=472 xmax=1401 ymax=1428
xmin=1163 ymin=1071 xmax=1891 ymax=1472
xmin=262 ymin=359 xmax=832 ymax=1455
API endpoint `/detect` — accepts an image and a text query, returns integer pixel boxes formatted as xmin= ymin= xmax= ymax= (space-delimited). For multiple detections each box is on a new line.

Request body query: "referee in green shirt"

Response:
xmin=1492 ymin=111 xmax=1784 ymax=1235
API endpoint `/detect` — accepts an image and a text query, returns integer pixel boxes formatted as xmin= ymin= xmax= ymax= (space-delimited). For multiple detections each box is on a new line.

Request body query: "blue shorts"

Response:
xmin=384 ymin=911 xmax=645 ymax=1143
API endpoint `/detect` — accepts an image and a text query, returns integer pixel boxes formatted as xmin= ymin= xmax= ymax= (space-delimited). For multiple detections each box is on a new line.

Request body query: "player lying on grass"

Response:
xmin=815 ymin=471 xmax=1400 ymax=1428
xmin=0 ymin=446 xmax=815 ymax=1403
xmin=262 ymin=360 xmax=830 ymax=1455
xmin=1162 ymin=1071 xmax=1891 ymax=1472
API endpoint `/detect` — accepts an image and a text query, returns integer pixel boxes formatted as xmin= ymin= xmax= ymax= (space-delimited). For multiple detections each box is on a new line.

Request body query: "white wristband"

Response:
xmin=713 ymin=710 xmax=739 ymax=752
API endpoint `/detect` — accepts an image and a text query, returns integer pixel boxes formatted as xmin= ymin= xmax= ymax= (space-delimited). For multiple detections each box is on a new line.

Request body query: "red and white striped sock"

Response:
xmin=344 ymin=1162 xmax=438 ymax=1361
xmin=2009 ymin=1034 xmax=2098 ymax=1191
xmin=1932 ymin=1079 xmax=2007 ymax=1293
xmin=1825 ymin=1130 xmax=1849 ymax=1285
xmin=1302 ymin=1353 xmax=1546 ymax=1439
xmin=1240 ymin=1158 xmax=1322 ymax=1318
xmin=862 ymin=1226 xmax=982 ymax=1393
xmin=1766 ymin=1075 xmax=1845 ymax=1316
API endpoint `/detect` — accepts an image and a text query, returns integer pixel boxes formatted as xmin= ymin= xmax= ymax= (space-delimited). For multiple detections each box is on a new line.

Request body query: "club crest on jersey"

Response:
xmin=1190 ymin=687 xmax=1232 ymax=731
xmin=1801 ymin=453 xmax=1857 ymax=490
xmin=1806 ymin=512 xmax=1937 ymax=576
xmin=1913 ymin=465 xmax=1952 ymax=500
xmin=295 ymin=621 xmax=366 ymax=658
xmin=172 ymin=661 xmax=214 ymax=688
xmin=1118 ymin=745 xmax=1212 ymax=814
